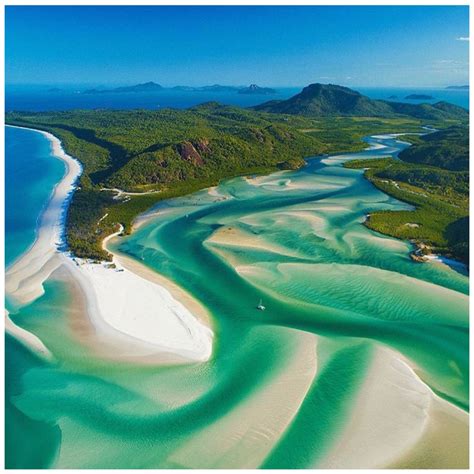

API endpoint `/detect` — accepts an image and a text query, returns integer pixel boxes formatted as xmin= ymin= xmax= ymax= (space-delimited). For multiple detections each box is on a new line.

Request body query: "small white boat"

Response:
xmin=257 ymin=299 xmax=266 ymax=311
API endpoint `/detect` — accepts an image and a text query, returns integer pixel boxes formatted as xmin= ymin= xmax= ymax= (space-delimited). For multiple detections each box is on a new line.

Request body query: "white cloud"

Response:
xmin=456 ymin=36 xmax=469 ymax=41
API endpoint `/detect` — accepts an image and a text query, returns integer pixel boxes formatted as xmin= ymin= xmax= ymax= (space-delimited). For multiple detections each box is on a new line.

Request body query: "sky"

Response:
xmin=5 ymin=5 xmax=470 ymax=88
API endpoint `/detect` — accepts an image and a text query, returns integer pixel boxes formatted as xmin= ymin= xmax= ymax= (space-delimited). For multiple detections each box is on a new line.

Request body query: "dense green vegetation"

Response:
xmin=399 ymin=126 xmax=469 ymax=171
xmin=253 ymin=83 xmax=469 ymax=122
xmin=345 ymin=132 xmax=469 ymax=264
xmin=6 ymin=85 xmax=468 ymax=262
xmin=6 ymin=105 xmax=428 ymax=260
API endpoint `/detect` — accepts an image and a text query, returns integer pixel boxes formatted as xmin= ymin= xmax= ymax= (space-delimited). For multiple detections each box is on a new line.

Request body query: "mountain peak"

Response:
xmin=301 ymin=82 xmax=360 ymax=94
xmin=252 ymin=82 xmax=468 ymax=120
xmin=253 ymin=82 xmax=386 ymax=116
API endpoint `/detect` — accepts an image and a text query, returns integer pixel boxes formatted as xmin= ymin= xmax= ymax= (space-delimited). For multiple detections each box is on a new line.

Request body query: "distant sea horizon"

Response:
xmin=5 ymin=84 xmax=469 ymax=111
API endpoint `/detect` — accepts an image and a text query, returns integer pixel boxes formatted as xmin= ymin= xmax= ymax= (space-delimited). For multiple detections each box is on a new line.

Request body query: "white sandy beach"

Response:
xmin=5 ymin=126 xmax=213 ymax=363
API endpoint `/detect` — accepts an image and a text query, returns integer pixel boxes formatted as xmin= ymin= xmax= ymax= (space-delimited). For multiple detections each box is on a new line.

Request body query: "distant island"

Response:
xmin=446 ymin=85 xmax=469 ymax=90
xmin=82 ymin=82 xmax=277 ymax=95
xmin=238 ymin=84 xmax=277 ymax=95
xmin=405 ymin=94 xmax=434 ymax=100
xmin=83 ymin=81 xmax=164 ymax=94
xmin=388 ymin=95 xmax=398 ymax=99
xmin=171 ymin=84 xmax=238 ymax=92
xmin=198 ymin=84 xmax=240 ymax=92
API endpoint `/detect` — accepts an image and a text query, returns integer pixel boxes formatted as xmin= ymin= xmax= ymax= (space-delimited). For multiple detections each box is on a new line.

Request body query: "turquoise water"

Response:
xmin=5 ymin=126 xmax=65 ymax=267
xmin=5 ymin=130 xmax=469 ymax=468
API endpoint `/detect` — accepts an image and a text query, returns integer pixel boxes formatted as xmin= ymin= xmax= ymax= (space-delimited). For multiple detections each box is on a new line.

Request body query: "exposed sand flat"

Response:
xmin=238 ymin=209 xmax=327 ymax=236
xmin=132 ymin=207 xmax=175 ymax=231
xmin=318 ymin=345 xmax=468 ymax=469
xmin=168 ymin=329 xmax=318 ymax=468
xmin=205 ymin=226 xmax=301 ymax=259
xmin=276 ymin=210 xmax=328 ymax=233
xmin=207 ymin=185 xmax=231 ymax=199
xmin=5 ymin=311 xmax=53 ymax=360
xmin=366 ymin=142 xmax=387 ymax=150
xmin=5 ymin=127 xmax=213 ymax=364
xmin=342 ymin=226 xmax=409 ymax=252
xmin=245 ymin=173 xmax=343 ymax=192
xmin=390 ymin=394 xmax=469 ymax=468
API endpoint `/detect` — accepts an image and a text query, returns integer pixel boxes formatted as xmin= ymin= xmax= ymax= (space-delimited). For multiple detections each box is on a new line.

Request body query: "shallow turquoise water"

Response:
xmin=5 ymin=130 xmax=469 ymax=468
xmin=5 ymin=126 xmax=65 ymax=267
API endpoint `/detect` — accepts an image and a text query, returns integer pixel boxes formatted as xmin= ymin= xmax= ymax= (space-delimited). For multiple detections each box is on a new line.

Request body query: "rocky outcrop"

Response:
xmin=176 ymin=141 xmax=206 ymax=166
xmin=409 ymin=241 xmax=430 ymax=262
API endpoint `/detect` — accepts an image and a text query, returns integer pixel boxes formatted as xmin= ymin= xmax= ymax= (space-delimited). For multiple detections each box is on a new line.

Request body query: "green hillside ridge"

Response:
xmin=399 ymin=126 xmax=469 ymax=171
xmin=6 ymin=84 xmax=467 ymax=261
xmin=345 ymin=126 xmax=469 ymax=264
xmin=253 ymin=83 xmax=469 ymax=121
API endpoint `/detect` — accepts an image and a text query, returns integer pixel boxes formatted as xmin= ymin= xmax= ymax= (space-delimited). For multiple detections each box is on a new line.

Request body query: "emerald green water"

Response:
xmin=6 ymin=134 xmax=468 ymax=468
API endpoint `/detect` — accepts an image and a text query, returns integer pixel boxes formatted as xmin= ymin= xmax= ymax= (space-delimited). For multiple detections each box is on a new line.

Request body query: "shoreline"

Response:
xmin=6 ymin=125 xmax=83 ymax=260
xmin=409 ymin=241 xmax=468 ymax=272
xmin=5 ymin=125 xmax=213 ymax=363
xmin=5 ymin=124 xmax=83 ymax=306
xmin=352 ymin=133 xmax=468 ymax=272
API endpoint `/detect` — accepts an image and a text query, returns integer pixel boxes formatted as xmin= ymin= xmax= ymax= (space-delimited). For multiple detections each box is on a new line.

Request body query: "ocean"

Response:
xmin=5 ymin=126 xmax=65 ymax=267
xmin=6 ymin=85 xmax=469 ymax=111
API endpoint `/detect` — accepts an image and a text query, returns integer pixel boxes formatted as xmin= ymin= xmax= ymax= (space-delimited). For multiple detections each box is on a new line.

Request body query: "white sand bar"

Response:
xmin=318 ymin=345 xmax=468 ymax=468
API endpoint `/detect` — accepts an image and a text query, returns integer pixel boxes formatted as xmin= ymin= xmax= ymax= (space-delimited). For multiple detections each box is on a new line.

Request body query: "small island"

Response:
xmin=238 ymin=84 xmax=277 ymax=95
xmin=446 ymin=85 xmax=469 ymax=90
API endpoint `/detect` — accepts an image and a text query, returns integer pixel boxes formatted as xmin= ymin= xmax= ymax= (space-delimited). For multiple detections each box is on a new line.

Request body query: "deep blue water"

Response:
xmin=5 ymin=126 xmax=65 ymax=267
xmin=5 ymin=86 xmax=300 ymax=111
xmin=6 ymin=85 xmax=468 ymax=111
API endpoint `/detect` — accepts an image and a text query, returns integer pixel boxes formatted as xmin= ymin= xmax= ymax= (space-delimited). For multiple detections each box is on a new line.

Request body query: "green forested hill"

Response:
xmin=254 ymin=83 xmax=393 ymax=116
xmin=399 ymin=126 xmax=469 ymax=171
xmin=253 ymin=83 xmax=469 ymax=122
xmin=7 ymin=105 xmax=318 ymax=191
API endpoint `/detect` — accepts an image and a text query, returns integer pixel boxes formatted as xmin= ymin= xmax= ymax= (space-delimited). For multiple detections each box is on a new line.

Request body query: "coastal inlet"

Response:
xmin=5 ymin=127 xmax=468 ymax=468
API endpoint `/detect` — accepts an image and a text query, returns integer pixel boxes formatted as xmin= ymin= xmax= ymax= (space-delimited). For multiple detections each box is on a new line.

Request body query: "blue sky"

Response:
xmin=6 ymin=5 xmax=469 ymax=87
